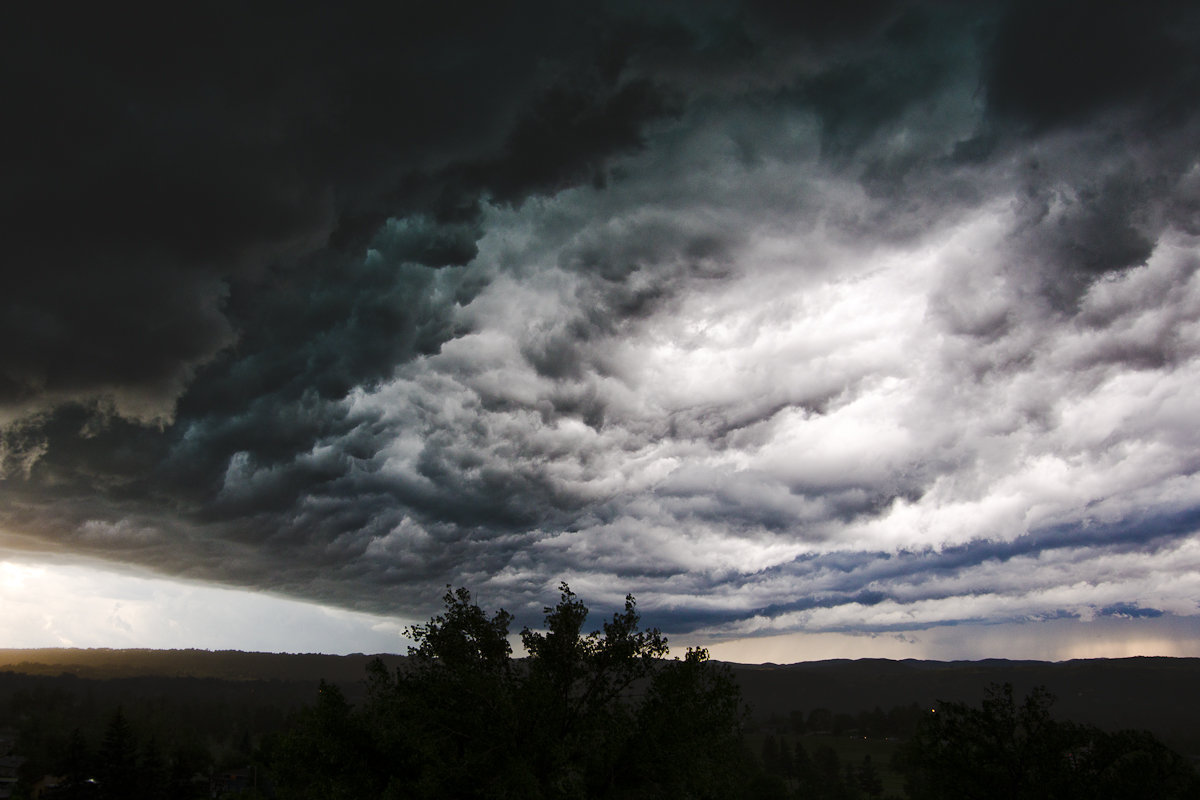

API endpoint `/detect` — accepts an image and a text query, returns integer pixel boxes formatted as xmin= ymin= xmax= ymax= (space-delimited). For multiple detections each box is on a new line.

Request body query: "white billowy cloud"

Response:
xmin=3 ymin=3 xmax=1200 ymax=659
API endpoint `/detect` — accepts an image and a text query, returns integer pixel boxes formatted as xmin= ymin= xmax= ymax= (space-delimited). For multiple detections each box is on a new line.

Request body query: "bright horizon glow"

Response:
xmin=700 ymin=616 xmax=1200 ymax=664
xmin=0 ymin=556 xmax=414 ymax=655
xmin=4 ymin=555 xmax=1198 ymax=663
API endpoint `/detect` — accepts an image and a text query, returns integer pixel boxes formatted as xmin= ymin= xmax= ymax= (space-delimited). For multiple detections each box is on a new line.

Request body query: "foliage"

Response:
xmin=272 ymin=582 xmax=755 ymax=799
xmin=98 ymin=708 xmax=138 ymax=799
xmin=8 ymin=706 xmax=210 ymax=800
xmin=517 ymin=585 xmax=668 ymax=796
xmin=268 ymin=588 xmax=1200 ymax=799
xmin=619 ymin=646 xmax=750 ymax=798
xmin=0 ymin=671 xmax=296 ymax=793
xmin=899 ymin=682 xmax=1200 ymax=800
xmin=265 ymin=682 xmax=371 ymax=799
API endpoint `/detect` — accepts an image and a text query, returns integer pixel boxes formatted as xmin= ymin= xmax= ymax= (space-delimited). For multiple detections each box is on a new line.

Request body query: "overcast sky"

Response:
xmin=3 ymin=2 xmax=1200 ymax=660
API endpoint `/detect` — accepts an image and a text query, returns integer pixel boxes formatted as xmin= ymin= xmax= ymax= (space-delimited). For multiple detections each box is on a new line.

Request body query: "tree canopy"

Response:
xmin=272 ymin=583 xmax=751 ymax=799
xmin=272 ymin=590 xmax=1200 ymax=800
xmin=899 ymin=683 xmax=1200 ymax=800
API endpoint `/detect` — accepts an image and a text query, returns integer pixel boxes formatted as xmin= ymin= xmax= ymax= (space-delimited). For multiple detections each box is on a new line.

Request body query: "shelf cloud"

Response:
xmin=3 ymin=1 xmax=1199 ymax=651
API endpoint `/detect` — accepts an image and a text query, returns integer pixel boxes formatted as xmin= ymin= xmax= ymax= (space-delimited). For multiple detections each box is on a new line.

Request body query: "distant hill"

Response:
xmin=2 ymin=650 xmax=1196 ymax=753
xmin=0 ymin=647 xmax=407 ymax=682
xmin=727 ymin=656 xmax=1200 ymax=755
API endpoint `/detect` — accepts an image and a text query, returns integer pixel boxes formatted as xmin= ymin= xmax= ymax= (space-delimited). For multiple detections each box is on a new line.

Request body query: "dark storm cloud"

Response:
xmin=795 ymin=7 xmax=974 ymax=158
xmin=4 ymin=2 xmax=1200 ymax=640
xmin=985 ymin=0 xmax=1200 ymax=130
xmin=0 ymin=1 xmax=693 ymax=617
xmin=970 ymin=0 xmax=1200 ymax=310
xmin=0 ymin=2 xmax=678 ymax=425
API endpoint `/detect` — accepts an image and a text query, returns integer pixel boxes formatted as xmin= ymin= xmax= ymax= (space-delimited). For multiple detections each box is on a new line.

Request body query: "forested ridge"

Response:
xmin=2 ymin=587 xmax=1198 ymax=798
xmin=0 ymin=650 xmax=406 ymax=683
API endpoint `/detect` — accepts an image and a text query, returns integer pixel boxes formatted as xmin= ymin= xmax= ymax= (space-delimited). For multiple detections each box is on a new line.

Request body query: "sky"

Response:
xmin=3 ymin=1 xmax=1200 ymax=661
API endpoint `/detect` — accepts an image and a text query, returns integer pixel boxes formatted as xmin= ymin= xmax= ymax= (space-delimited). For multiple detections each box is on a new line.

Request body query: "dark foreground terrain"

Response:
xmin=3 ymin=648 xmax=1195 ymax=750
xmin=733 ymin=656 xmax=1200 ymax=754
xmin=1 ymin=636 xmax=1197 ymax=798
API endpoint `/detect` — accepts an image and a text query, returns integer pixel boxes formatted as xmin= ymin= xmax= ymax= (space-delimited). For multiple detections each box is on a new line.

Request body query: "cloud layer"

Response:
xmin=3 ymin=2 xmax=1200 ymax=647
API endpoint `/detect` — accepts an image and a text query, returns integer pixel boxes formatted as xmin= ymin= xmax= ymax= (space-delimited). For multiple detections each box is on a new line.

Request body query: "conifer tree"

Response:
xmin=98 ymin=708 xmax=137 ymax=800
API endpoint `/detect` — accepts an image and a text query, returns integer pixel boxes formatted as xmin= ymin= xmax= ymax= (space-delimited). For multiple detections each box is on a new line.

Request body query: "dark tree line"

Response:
xmin=758 ymin=734 xmax=887 ymax=800
xmin=759 ymin=705 xmax=928 ymax=739
xmin=12 ymin=706 xmax=212 ymax=799
xmin=270 ymin=584 xmax=757 ymax=799
xmin=898 ymin=683 xmax=1200 ymax=800
xmin=11 ymin=586 xmax=1195 ymax=799
xmin=1 ymin=676 xmax=291 ymax=799
xmin=269 ymin=587 xmax=1200 ymax=800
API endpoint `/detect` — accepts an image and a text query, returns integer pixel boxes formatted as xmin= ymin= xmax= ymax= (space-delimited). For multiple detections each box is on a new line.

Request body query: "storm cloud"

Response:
xmin=3 ymin=2 xmax=1200 ymax=647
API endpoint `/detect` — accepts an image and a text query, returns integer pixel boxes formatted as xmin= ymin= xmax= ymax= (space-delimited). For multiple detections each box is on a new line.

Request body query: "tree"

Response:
xmin=139 ymin=737 xmax=168 ymax=800
xmin=812 ymin=744 xmax=849 ymax=800
xmin=794 ymin=738 xmax=820 ymax=797
xmin=271 ymin=681 xmax=382 ymax=800
xmin=761 ymin=734 xmax=782 ymax=775
xmin=808 ymin=707 xmax=834 ymax=733
xmin=394 ymin=586 xmax=522 ymax=798
xmin=272 ymin=582 xmax=758 ymax=799
xmin=98 ymin=708 xmax=137 ymax=800
xmin=167 ymin=738 xmax=210 ymax=800
xmin=857 ymin=754 xmax=884 ymax=798
xmin=1075 ymin=728 xmax=1200 ymax=800
xmin=55 ymin=727 xmax=93 ymax=800
xmin=517 ymin=584 xmax=668 ymax=796
xmin=409 ymin=586 xmax=515 ymax=673
xmin=621 ymin=647 xmax=750 ymax=798
xmin=900 ymin=683 xmax=1200 ymax=800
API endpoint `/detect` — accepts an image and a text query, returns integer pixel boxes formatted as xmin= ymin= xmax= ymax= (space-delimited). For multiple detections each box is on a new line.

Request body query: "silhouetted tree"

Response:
xmin=900 ymin=683 xmax=1200 ymax=800
xmin=621 ymin=647 xmax=749 ymax=798
xmin=54 ymin=727 xmax=93 ymax=799
xmin=761 ymin=734 xmax=782 ymax=775
xmin=98 ymin=708 xmax=137 ymax=800
xmin=794 ymin=738 xmax=819 ymax=797
xmin=857 ymin=753 xmax=883 ymax=798
xmin=167 ymin=737 xmax=211 ymax=799
xmin=518 ymin=584 xmax=667 ymax=796
xmin=812 ymin=743 xmax=849 ymax=800
xmin=807 ymin=707 xmax=834 ymax=733
xmin=777 ymin=734 xmax=795 ymax=778
xmin=393 ymin=585 xmax=524 ymax=798
xmin=1074 ymin=727 xmax=1200 ymax=800
xmin=272 ymin=582 xmax=757 ymax=799
xmin=271 ymin=682 xmax=381 ymax=800
xmin=139 ymin=736 xmax=168 ymax=800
